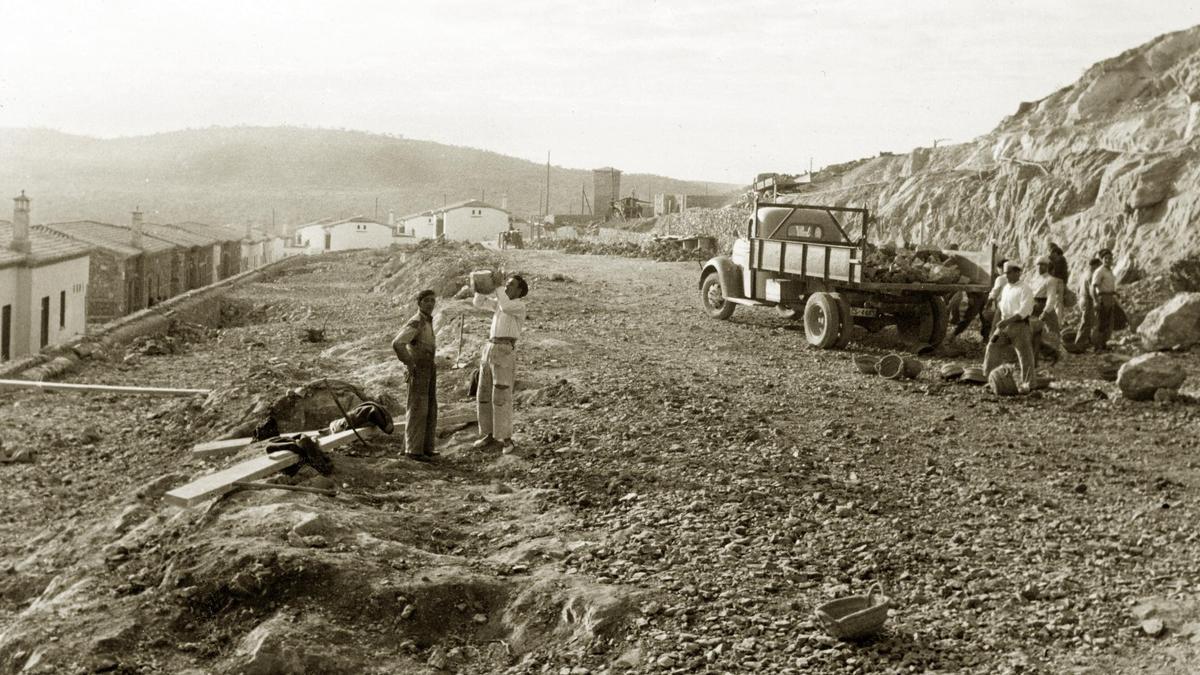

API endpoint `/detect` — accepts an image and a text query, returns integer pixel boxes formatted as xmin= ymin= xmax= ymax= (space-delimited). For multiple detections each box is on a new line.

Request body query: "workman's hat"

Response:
xmin=1036 ymin=255 xmax=1052 ymax=266
xmin=1098 ymin=248 xmax=1113 ymax=257
xmin=1004 ymin=260 xmax=1023 ymax=272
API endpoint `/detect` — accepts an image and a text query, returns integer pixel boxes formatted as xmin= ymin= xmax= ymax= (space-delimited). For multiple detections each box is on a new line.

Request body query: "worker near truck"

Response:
xmin=948 ymin=257 xmax=1008 ymax=341
xmin=472 ymin=274 xmax=529 ymax=452
xmin=1072 ymin=257 xmax=1102 ymax=350
xmin=1091 ymin=249 xmax=1118 ymax=351
xmin=1048 ymin=243 xmax=1070 ymax=286
xmin=1032 ymin=256 xmax=1064 ymax=357
xmin=984 ymin=261 xmax=1036 ymax=393
xmin=391 ymin=289 xmax=439 ymax=461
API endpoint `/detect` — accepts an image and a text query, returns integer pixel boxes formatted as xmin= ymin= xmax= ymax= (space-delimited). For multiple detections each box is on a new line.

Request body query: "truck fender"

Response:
xmin=699 ymin=256 xmax=744 ymax=299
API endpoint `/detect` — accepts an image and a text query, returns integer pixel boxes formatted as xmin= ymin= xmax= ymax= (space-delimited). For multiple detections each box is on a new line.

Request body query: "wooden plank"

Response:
xmin=164 ymin=450 xmax=302 ymax=507
xmin=168 ymin=427 xmax=385 ymax=507
xmin=0 ymin=379 xmax=210 ymax=397
xmin=190 ymin=426 xmax=386 ymax=459
xmin=191 ymin=430 xmax=319 ymax=459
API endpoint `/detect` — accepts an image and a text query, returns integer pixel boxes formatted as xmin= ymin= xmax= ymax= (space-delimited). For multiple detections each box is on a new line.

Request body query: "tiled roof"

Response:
xmin=0 ymin=221 xmax=91 ymax=269
xmin=166 ymin=221 xmax=244 ymax=244
xmin=140 ymin=222 xmax=218 ymax=247
xmin=41 ymin=221 xmax=176 ymax=255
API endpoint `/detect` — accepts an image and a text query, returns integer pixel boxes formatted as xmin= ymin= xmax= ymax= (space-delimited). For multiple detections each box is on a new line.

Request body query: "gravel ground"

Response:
xmin=1 ymin=246 xmax=1199 ymax=674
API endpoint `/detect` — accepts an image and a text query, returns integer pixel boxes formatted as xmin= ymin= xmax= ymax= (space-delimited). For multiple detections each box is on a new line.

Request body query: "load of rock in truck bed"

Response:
xmin=861 ymin=243 xmax=972 ymax=285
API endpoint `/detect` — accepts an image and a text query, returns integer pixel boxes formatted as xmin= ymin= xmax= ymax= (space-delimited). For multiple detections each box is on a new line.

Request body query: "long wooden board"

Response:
xmin=167 ymin=427 xmax=385 ymax=507
xmin=0 ymin=379 xmax=210 ymax=397
xmin=163 ymin=450 xmax=302 ymax=507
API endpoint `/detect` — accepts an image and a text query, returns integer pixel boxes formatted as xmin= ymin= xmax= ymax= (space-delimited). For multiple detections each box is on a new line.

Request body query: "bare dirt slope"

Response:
xmin=2 ymin=246 xmax=1200 ymax=674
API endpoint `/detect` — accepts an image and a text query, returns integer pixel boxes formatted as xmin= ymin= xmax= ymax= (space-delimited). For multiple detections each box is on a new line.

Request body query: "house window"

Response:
xmin=1 ymin=304 xmax=10 ymax=361
xmin=40 ymin=296 xmax=50 ymax=348
xmin=60 ymin=290 xmax=66 ymax=328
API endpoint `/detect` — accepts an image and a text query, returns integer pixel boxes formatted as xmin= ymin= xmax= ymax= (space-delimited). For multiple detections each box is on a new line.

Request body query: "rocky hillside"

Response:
xmin=780 ymin=25 xmax=1200 ymax=280
xmin=0 ymin=127 xmax=738 ymax=227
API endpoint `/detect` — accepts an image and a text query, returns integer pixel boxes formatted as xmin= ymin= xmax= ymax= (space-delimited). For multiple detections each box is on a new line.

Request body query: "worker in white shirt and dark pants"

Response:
xmin=472 ymin=274 xmax=529 ymax=451
xmin=984 ymin=261 xmax=1036 ymax=393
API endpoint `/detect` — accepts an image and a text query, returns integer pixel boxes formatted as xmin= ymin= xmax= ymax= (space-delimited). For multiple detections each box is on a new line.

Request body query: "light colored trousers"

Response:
xmin=983 ymin=320 xmax=1035 ymax=387
xmin=478 ymin=341 xmax=516 ymax=440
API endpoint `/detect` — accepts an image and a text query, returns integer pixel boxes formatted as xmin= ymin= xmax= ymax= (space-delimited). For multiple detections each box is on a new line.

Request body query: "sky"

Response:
xmin=2 ymin=1 xmax=1200 ymax=184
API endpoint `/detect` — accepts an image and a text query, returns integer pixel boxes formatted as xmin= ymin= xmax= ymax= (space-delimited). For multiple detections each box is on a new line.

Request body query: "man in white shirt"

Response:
xmin=471 ymin=274 xmax=529 ymax=450
xmin=1032 ymin=256 xmax=1064 ymax=356
xmin=1090 ymin=248 xmax=1118 ymax=351
xmin=983 ymin=261 xmax=1036 ymax=392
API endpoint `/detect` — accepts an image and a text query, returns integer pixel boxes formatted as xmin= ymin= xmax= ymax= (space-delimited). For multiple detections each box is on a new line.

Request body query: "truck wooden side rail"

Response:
xmin=698 ymin=202 xmax=995 ymax=350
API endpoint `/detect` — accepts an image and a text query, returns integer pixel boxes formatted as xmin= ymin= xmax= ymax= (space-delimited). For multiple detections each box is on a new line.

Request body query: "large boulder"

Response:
xmin=1138 ymin=292 xmax=1200 ymax=350
xmin=1117 ymin=353 xmax=1186 ymax=401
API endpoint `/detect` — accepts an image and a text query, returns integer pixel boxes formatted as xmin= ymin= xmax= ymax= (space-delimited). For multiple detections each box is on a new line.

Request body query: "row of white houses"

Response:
xmin=291 ymin=201 xmax=511 ymax=254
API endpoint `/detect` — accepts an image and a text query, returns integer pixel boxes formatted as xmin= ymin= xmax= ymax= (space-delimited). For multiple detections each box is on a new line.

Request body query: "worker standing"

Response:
xmin=984 ymin=261 xmax=1036 ymax=393
xmin=472 ymin=274 xmax=529 ymax=451
xmin=1091 ymin=249 xmax=1118 ymax=352
xmin=1072 ymin=257 xmax=1102 ymax=350
xmin=391 ymin=289 xmax=438 ymax=461
xmin=1032 ymin=256 xmax=1064 ymax=355
xmin=1048 ymin=243 xmax=1070 ymax=286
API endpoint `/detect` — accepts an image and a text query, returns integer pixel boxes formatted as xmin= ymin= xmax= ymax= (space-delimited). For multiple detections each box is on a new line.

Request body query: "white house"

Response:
xmin=294 ymin=217 xmax=393 ymax=254
xmin=401 ymin=200 xmax=510 ymax=242
xmin=0 ymin=192 xmax=91 ymax=363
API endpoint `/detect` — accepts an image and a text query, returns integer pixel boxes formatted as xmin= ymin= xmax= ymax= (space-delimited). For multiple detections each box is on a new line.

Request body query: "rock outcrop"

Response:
xmin=773 ymin=26 xmax=1200 ymax=279
xmin=1117 ymin=352 xmax=1187 ymax=400
xmin=1138 ymin=292 xmax=1200 ymax=350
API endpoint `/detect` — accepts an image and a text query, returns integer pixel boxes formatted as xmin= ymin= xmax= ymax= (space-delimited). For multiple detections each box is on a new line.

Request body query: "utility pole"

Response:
xmin=544 ymin=151 xmax=551 ymax=216
xmin=374 ymin=196 xmax=379 ymax=221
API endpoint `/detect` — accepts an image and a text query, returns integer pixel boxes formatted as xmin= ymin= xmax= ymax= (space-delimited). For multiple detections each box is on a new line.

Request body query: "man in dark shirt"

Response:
xmin=391 ymin=289 xmax=438 ymax=460
xmin=1048 ymin=243 xmax=1069 ymax=286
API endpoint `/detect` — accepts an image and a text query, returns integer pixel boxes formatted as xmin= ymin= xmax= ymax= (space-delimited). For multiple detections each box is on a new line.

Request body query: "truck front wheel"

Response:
xmin=701 ymin=273 xmax=735 ymax=320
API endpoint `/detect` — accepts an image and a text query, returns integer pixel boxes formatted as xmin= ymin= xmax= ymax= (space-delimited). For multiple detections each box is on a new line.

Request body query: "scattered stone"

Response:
xmin=1117 ymin=353 xmax=1186 ymax=401
xmin=1141 ymin=618 xmax=1165 ymax=637
xmin=1138 ymin=292 xmax=1200 ymax=350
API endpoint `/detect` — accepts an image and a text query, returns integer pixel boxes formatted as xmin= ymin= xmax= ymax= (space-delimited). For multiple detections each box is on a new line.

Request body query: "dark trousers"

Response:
xmin=406 ymin=363 xmax=437 ymax=456
xmin=952 ymin=292 xmax=991 ymax=339
xmin=1093 ymin=295 xmax=1115 ymax=350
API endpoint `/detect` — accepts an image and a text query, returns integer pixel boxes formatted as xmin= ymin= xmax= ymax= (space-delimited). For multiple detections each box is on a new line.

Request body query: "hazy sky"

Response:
xmin=3 ymin=1 xmax=1199 ymax=183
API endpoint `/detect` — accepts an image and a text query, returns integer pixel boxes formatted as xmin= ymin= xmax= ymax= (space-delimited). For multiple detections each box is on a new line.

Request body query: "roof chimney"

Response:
xmin=131 ymin=207 xmax=143 ymax=248
xmin=11 ymin=190 xmax=31 ymax=254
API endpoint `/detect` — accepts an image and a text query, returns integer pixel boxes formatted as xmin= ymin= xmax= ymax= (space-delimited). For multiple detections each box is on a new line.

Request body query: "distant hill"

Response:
xmin=0 ymin=127 xmax=740 ymax=229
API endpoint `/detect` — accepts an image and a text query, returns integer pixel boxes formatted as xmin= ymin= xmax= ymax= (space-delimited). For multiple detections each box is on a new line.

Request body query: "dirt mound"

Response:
xmin=372 ymin=239 xmax=500 ymax=299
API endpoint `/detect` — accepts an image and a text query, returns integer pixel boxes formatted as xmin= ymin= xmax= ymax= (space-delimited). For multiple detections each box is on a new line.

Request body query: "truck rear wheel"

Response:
xmin=804 ymin=292 xmax=841 ymax=349
xmin=701 ymin=273 xmax=734 ymax=320
xmin=895 ymin=296 xmax=948 ymax=347
xmin=829 ymin=292 xmax=853 ymax=348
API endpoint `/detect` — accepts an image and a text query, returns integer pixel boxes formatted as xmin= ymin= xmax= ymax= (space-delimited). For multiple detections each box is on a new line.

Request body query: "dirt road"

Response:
xmin=1 ymin=246 xmax=1199 ymax=674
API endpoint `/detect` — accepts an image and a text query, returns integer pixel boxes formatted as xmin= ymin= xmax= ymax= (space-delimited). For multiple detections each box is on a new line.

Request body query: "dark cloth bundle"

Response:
xmin=252 ymin=416 xmax=280 ymax=441
xmin=266 ymin=434 xmax=333 ymax=477
xmin=328 ymin=400 xmax=394 ymax=434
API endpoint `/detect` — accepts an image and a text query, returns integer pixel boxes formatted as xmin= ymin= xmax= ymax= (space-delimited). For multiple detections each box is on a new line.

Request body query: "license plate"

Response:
xmin=850 ymin=307 xmax=878 ymax=317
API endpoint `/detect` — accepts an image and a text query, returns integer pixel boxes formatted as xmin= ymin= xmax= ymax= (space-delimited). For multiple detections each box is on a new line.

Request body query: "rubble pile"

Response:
xmin=530 ymin=237 xmax=709 ymax=262
xmin=372 ymin=239 xmax=500 ymax=299
xmin=861 ymin=243 xmax=968 ymax=284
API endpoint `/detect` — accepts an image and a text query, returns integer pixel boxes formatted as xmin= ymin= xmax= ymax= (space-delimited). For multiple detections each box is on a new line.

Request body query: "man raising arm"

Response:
xmin=472 ymin=275 xmax=529 ymax=451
